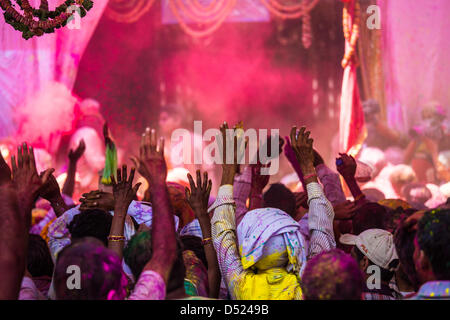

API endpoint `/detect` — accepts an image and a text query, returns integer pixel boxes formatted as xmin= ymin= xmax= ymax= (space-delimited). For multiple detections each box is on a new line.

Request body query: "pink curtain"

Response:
xmin=379 ymin=0 xmax=450 ymax=132
xmin=0 ymin=0 xmax=109 ymax=138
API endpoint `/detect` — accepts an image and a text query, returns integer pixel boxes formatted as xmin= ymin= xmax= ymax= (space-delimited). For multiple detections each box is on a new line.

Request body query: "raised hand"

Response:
xmin=38 ymin=169 xmax=60 ymax=202
xmin=333 ymin=200 xmax=358 ymax=220
xmin=336 ymin=153 xmax=357 ymax=178
xmin=185 ymin=170 xmax=212 ymax=220
xmin=11 ymin=143 xmax=53 ymax=202
xmin=218 ymin=121 xmax=245 ymax=185
xmin=79 ymin=190 xmax=115 ymax=212
xmin=111 ymin=165 xmax=141 ymax=212
xmin=0 ymin=150 xmax=11 ymax=185
xmin=289 ymin=126 xmax=315 ymax=170
xmin=139 ymin=127 xmax=167 ymax=186
xmin=68 ymin=139 xmax=86 ymax=163
xmin=251 ymin=162 xmax=270 ymax=193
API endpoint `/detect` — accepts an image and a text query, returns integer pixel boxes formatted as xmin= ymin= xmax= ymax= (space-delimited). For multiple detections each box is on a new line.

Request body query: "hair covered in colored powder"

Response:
xmin=301 ymin=249 xmax=364 ymax=300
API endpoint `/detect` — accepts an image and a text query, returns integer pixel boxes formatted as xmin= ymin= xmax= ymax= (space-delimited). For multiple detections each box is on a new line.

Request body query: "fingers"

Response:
xmin=128 ymin=167 xmax=136 ymax=185
xmin=196 ymin=170 xmax=202 ymax=189
xmin=150 ymin=128 xmax=157 ymax=152
xmin=122 ymin=165 xmax=127 ymax=182
xmin=117 ymin=167 xmax=122 ymax=183
xmin=110 ymin=174 xmax=117 ymax=186
xmin=11 ymin=155 xmax=17 ymax=174
xmin=29 ymin=146 xmax=37 ymax=172
xmin=202 ymin=171 xmax=208 ymax=190
xmin=158 ymin=137 xmax=165 ymax=157
xmin=206 ymin=179 xmax=212 ymax=197
xmin=132 ymin=182 xmax=142 ymax=194
xmin=185 ymin=186 xmax=191 ymax=200
xmin=17 ymin=145 xmax=23 ymax=168
xmin=41 ymin=168 xmax=55 ymax=184
xmin=290 ymin=127 xmax=297 ymax=145
xmin=187 ymin=173 xmax=196 ymax=191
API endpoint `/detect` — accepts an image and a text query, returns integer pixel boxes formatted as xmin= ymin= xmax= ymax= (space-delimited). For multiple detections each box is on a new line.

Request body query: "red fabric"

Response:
xmin=339 ymin=0 xmax=365 ymax=155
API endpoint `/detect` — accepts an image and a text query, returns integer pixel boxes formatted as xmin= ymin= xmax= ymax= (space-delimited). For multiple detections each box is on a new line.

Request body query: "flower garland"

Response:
xmin=259 ymin=0 xmax=320 ymax=20
xmin=0 ymin=0 xmax=94 ymax=39
xmin=301 ymin=0 xmax=312 ymax=49
xmin=168 ymin=0 xmax=237 ymax=38
xmin=341 ymin=0 xmax=360 ymax=68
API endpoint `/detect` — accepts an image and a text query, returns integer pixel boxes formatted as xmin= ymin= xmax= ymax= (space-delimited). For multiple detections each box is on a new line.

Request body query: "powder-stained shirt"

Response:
xmin=128 ymin=270 xmax=166 ymax=300
xmin=210 ymin=182 xmax=335 ymax=300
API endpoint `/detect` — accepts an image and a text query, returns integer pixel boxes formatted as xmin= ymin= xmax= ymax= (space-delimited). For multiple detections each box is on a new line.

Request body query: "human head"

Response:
xmin=27 ymin=234 xmax=54 ymax=278
xmin=340 ymin=229 xmax=399 ymax=283
xmin=394 ymin=215 xmax=421 ymax=291
xmin=237 ymin=208 xmax=307 ymax=275
xmin=401 ymin=183 xmax=432 ymax=210
xmin=358 ymin=147 xmax=386 ymax=179
xmin=352 ymin=202 xmax=387 ymax=235
xmin=180 ymin=235 xmax=207 ymax=269
xmin=68 ymin=209 xmax=113 ymax=246
xmin=389 ymin=165 xmax=417 ymax=197
xmin=54 ymin=237 xmax=128 ymax=300
xmin=123 ymin=230 xmax=186 ymax=293
xmin=302 ymin=249 xmax=364 ymax=300
xmin=263 ymin=183 xmax=296 ymax=218
xmin=414 ymin=209 xmax=450 ymax=283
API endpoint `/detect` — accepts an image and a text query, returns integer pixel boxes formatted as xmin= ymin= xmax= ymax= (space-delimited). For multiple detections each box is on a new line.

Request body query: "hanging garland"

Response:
xmin=301 ymin=0 xmax=312 ymax=48
xmin=259 ymin=0 xmax=319 ymax=20
xmin=168 ymin=0 xmax=237 ymax=38
xmin=0 ymin=0 xmax=94 ymax=39
xmin=105 ymin=0 xmax=156 ymax=24
xmin=341 ymin=0 xmax=360 ymax=68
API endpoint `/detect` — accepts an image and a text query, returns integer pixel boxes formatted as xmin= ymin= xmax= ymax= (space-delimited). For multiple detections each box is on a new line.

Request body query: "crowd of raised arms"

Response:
xmin=0 ymin=121 xmax=449 ymax=301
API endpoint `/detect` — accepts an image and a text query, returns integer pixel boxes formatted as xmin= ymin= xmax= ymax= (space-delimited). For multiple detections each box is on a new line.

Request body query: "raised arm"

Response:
xmin=139 ymin=128 xmax=177 ymax=283
xmin=109 ymin=165 xmax=141 ymax=260
xmin=39 ymin=170 xmax=70 ymax=217
xmin=210 ymin=121 xmax=249 ymax=300
xmin=62 ymin=139 xmax=85 ymax=197
xmin=290 ymin=127 xmax=336 ymax=259
xmin=186 ymin=170 xmax=221 ymax=298
xmin=0 ymin=144 xmax=52 ymax=299
xmin=336 ymin=153 xmax=368 ymax=206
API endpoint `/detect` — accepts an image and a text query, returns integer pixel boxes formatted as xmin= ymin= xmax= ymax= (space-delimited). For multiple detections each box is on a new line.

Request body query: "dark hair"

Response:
xmin=352 ymin=202 xmax=387 ymax=234
xmin=301 ymin=249 xmax=364 ymax=300
xmin=394 ymin=216 xmax=421 ymax=291
xmin=123 ymin=231 xmax=186 ymax=292
xmin=68 ymin=209 xmax=113 ymax=246
xmin=417 ymin=209 xmax=450 ymax=280
xmin=354 ymin=247 xmax=398 ymax=283
xmin=263 ymin=183 xmax=296 ymax=218
xmin=27 ymin=234 xmax=54 ymax=277
xmin=54 ymin=237 xmax=127 ymax=300
xmin=180 ymin=235 xmax=207 ymax=269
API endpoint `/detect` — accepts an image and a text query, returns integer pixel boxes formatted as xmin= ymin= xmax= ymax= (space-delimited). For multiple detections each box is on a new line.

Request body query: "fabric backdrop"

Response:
xmin=0 ymin=0 xmax=108 ymax=139
xmin=379 ymin=0 xmax=450 ymax=132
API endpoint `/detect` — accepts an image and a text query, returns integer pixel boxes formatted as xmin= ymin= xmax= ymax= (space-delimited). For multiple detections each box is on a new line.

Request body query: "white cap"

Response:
xmin=340 ymin=229 xmax=398 ymax=270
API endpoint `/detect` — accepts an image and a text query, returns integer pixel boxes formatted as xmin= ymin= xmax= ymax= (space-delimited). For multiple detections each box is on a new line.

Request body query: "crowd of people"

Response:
xmin=0 ymin=116 xmax=449 ymax=300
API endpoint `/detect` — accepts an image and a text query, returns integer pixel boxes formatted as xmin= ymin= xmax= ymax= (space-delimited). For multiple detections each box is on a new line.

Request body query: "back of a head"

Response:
xmin=417 ymin=209 xmax=450 ymax=280
xmin=389 ymin=165 xmax=417 ymax=188
xmin=180 ymin=235 xmax=207 ymax=269
xmin=302 ymin=249 xmax=364 ymax=300
xmin=352 ymin=202 xmax=387 ymax=234
xmin=123 ymin=231 xmax=186 ymax=293
xmin=394 ymin=216 xmax=421 ymax=291
xmin=54 ymin=237 xmax=127 ymax=300
xmin=27 ymin=234 xmax=54 ymax=278
xmin=263 ymin=183 xmax=296 ymax=218
xmin=402 ymin=183 xmax=432 ymax=210
xmin=68 ymin=209 xmax=113 ymax=246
